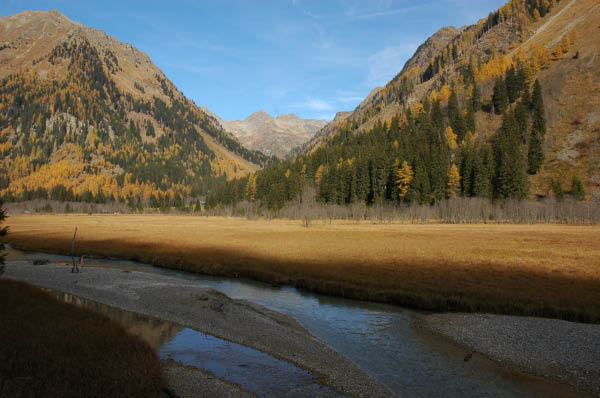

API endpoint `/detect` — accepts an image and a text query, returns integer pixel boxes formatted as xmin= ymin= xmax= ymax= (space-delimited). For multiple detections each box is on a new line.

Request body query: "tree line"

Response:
xmin=207 ymin=67 xmax=579 ymax=213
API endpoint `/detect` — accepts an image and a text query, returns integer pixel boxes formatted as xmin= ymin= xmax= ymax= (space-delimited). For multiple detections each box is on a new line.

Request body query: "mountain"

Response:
xmin=299 ymin=0 xmax=600 ymax=197
xmin=297 ymin=26 xmax=462 ymax=155
xmin=208 ymin=0 xmax=600 ymax=209
xmin=216 ymin=110 xmax=327 ymax=158
xmin=0 ymin=10 xmax=270 ymax=206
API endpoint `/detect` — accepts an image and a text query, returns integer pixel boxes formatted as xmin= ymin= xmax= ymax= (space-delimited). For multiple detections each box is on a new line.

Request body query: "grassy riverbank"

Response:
xmin=0 ymin=279 xmax=165 ymax=398
xmin=4 ymin=214 xmax=600 ymax=323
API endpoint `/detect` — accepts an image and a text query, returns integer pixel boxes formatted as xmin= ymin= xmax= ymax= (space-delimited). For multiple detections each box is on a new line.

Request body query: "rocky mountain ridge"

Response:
xmin=221 ymin=110 xmax=327 ymax=158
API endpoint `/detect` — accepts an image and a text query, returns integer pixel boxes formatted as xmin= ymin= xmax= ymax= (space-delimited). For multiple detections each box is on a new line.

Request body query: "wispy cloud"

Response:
xmin=306 ymin=11 xmax=321 ymax=19
xmin=292 ymin=98 xmax=335 ymax=111
xmin=350 ymin=5 xmax=423 ymax=20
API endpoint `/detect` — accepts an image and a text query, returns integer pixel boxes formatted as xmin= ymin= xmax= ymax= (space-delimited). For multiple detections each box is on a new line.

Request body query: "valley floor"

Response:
xmin=4 ymin=214 xmax=600 ymax=322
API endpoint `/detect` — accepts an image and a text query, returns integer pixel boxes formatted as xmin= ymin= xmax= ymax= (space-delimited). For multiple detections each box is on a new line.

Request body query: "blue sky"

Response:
xmin=1 ymin=0 xmax=506 ymax=121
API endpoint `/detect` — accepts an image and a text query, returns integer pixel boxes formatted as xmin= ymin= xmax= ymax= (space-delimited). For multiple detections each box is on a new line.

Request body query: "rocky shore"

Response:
xmin=4 ymin=260 xmax=393 ymax=397
xmin=417 ymin=313 xmax=600 ymax=396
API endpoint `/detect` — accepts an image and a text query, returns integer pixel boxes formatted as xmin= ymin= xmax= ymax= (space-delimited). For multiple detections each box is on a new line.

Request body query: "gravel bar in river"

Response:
xmin=4 ymin=260 xmax=393 ymax=397
xmin=417 ymin=313 xmax=600 ymax=396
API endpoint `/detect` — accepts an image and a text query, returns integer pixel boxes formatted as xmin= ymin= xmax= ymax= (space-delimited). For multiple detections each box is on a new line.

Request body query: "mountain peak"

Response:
xmin=399 ymin=25 xmax=460 ymax=75
xmin=245 ymin=110 xmax=272 ymax=122
xmin=222 ymin=111 xmax=327 ymax=158
xmin=277 ymin=113 xmax=300 ymax=121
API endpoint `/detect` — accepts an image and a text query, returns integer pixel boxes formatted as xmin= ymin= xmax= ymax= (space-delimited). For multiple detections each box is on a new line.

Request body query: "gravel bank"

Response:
xmin=417 ymin=313 xmax=600 ymax=396
xmin=4 ymin=261 xmax=393 ymax=397
xmin=162 ymin=359 xmax=254 ymax=398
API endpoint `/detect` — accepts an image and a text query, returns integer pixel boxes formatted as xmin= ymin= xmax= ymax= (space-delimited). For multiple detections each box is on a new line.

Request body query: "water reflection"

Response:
xmin=163 ymin=329 xmax=336 ymax=397
xmin=44 ymin=288 xmax=336 ymax=397
xmin=44 ymin=289 xmax=182 ymax=350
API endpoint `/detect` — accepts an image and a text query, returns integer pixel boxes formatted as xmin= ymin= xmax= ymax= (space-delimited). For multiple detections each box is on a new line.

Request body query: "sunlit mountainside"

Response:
xmin=0 ymin=10 xmax=271 ymax=207
xmin=210 ymin=0 xmax=599 ymax=209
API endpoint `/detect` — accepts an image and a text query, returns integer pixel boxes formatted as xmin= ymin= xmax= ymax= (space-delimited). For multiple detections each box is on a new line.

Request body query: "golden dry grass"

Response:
xmin=5 ymin=215 xmax=600 ymax=322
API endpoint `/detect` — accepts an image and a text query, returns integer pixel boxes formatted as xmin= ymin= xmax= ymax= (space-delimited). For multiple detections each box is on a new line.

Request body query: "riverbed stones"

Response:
xmin=4 ymin=261 xmax=394 ymax=397
xmin=418 ymin=313 xmax=600 ymax=396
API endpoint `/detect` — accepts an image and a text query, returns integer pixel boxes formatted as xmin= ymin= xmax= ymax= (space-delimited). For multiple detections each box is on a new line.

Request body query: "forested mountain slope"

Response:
xmin=0 ymin=10 xmax=270 ymax=207
xmin=208 ymin=0 xmax=600 ymax=209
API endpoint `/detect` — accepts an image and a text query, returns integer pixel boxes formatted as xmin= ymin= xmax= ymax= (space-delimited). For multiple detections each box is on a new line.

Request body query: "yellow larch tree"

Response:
xmin=245 ymin=174 xmax=257 ymax=202
xmin=437 ymin=84 xmax=451 ymax=103
xmin=447 ymin=163 xmax=461 ymax=198
xmin=445 ymin=126 xmax=458 ymax=150
xmin=396 ymin=161 xmax=413 ymax=199
xmin=315 ymin=164 xmax=324 ymax=186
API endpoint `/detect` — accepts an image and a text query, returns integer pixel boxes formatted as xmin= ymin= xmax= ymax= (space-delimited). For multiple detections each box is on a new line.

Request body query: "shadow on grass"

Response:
xmin=8 ymin=235 xmax=600 ymax=324
xmin=0 ymin=279 xmax=164 ymax=398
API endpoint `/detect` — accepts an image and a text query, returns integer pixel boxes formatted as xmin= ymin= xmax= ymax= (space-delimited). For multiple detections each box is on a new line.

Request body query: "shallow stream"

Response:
xmin=7 ymin=248 xmax=582 ymax=397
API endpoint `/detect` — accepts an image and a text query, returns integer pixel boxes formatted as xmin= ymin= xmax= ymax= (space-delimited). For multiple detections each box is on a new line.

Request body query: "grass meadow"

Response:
xmin=4 ymin=214 xmax=600 ymax=323
xmin=0 ymin=279 xmax=164 ymax=398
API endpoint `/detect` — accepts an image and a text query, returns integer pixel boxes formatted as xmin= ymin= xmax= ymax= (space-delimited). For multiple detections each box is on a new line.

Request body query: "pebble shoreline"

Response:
xmin=4 ymin=261 xmax=393 ymax=397
xmin=417 ymin=313 xmax=600 ymax=396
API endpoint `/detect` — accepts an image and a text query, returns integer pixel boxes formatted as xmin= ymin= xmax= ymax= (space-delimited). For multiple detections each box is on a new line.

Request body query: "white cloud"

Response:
xmin=293 ymin=98 xmax=335 ymax=111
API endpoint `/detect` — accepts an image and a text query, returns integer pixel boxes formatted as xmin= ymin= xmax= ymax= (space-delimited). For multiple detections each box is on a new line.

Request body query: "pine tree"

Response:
xmin=430 ymin=99 xmax=445 ymax=133
xmin=527 ymin=130 xmax=544 ymax=174
xmin=0 ymin=201 xmax=7 ymax=267
xmin=448 ymin=87 xmax=466 ymax=142
xmin=410 ymin=161 xmax=432 ymax=204
xmin=473 ymin=146 xmax=494 ymax=199
xmin=466 ymin=106 xmax=476 ymax=134
xmin=505 ymin=66 xmax=519 ymax=103
xmin=539 ymin=2 xmax=547 ymax=18
xmin=493 ymin=112 xmax=529 ymax=199
xmin=514 ymin=101 xmax=529 ymax=143
xmin=570 ymin=175 xmax=585 ymax=200
xmin=551 ymin=178 xmax=564 ymax=200
xmin=531 ymin=79 xmax=546 ymax=136
xmin=516 ymin=63 xmax=529 ymax=92
xmin=448 ymin=86 xmax=459 ymax=119
xmin=492 ymin=76 xmax=509 ymax=115
xmin=470 ymin=83 xmax=482 ymax=112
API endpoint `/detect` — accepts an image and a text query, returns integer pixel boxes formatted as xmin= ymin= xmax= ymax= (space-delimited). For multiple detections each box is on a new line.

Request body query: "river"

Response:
xmin=6 ymin=247 xmax=581 ymax=397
